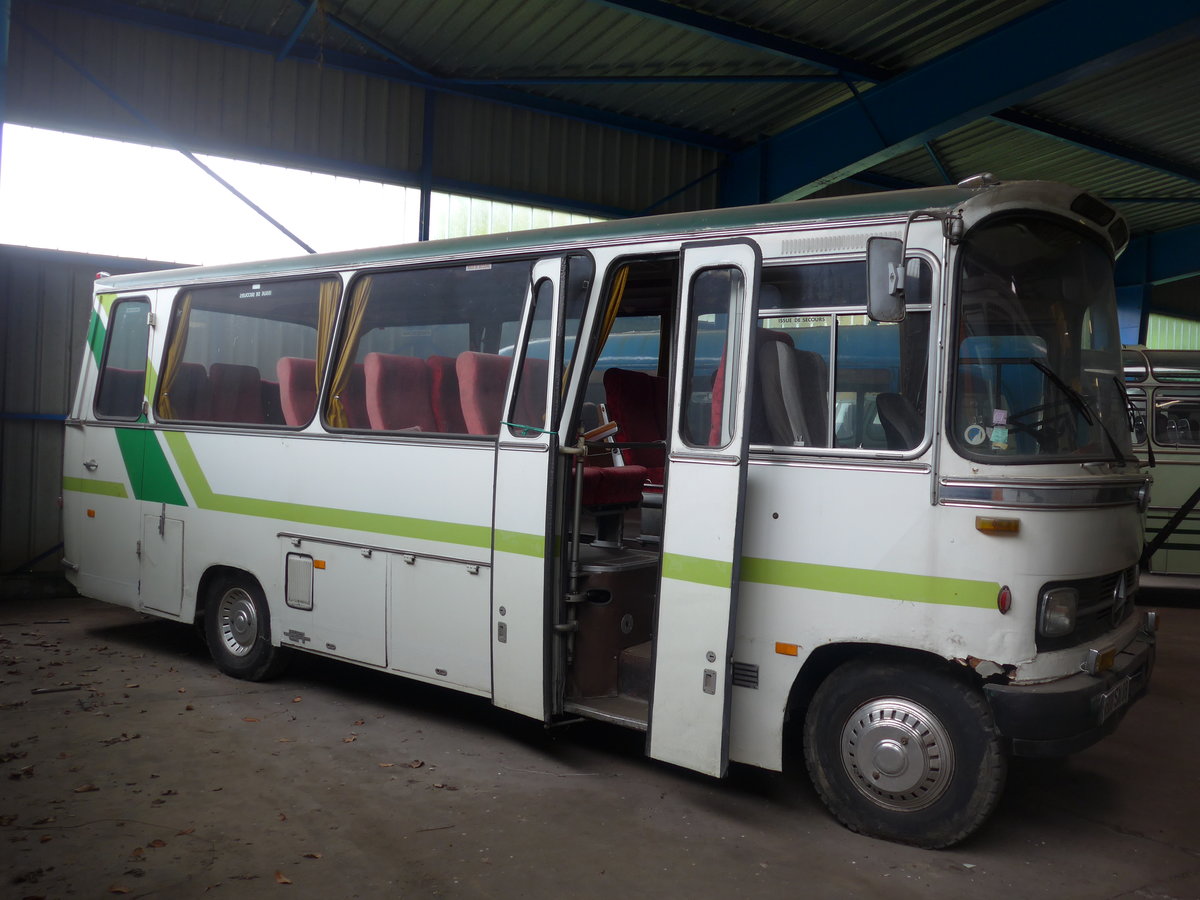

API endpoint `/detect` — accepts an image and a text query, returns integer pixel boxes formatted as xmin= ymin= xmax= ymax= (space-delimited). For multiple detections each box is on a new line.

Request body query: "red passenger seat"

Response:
xmin=277 ymin=357 xmax=317 ymax=426
xmin=364 ymin=353 xmax=437 ymax=432
xmin=165 ymin=361 xmax=212 ymax=421
xmin=427 ymin=355 xmax=467 ymax=434
xmin=457 ymin=351 xmax=512 ymax=435
xmin=602 ymin=368 xmax=668 ymax=487
xmin=210 ymin=363 xmax=264 ymax=423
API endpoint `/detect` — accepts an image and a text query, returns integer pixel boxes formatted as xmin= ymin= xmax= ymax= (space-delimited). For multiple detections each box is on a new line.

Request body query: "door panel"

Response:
xmin=649 ymin=240 xmax=761 ymax=777
xmin=490 ymin=258 xmax=564 ymax=720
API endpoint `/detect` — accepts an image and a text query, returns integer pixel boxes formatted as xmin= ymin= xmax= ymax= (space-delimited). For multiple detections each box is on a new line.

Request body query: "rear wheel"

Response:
xmin=803 ymin=659 xmax=1006 ymax=848
xmin=204 ymin=574 xmax=290 ymax=681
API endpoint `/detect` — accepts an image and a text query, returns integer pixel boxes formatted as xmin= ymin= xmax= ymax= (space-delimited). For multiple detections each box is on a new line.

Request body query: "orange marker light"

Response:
xmin=86 ymin=509 xmax=96 ymax=518
xmin=313 ymin=560 xmax=326 ymax=570
xmin=775 ymin=641 xmax=799 ymax=657
xmin=976 ymin=516 xmax=1020 ymax=535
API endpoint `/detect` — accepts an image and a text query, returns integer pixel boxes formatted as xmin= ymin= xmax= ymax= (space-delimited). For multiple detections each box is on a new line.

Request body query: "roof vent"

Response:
xmin=957 ymin=173 xmax=1000 ymax=191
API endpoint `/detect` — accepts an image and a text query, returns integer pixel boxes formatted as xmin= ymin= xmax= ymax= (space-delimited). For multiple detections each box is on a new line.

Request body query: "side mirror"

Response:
xmin=866 ymin=237 xmax=906 ymax=323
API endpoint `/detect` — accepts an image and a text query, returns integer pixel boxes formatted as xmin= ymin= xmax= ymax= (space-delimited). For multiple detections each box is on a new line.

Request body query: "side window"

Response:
xmin=1153 ymin=390 xmax=1200 ymax=446
xmin=95 ymin=298 xmax=150 ymax=419
xmin=757 ymin=259 xmax=932 ymax=452
xmin=682 ymin=267 xmax=743 ymax=449
xmin=508 ymin=277 xmax=553 ymax=437
xmin=326 ymin=260 xmax=532 ymax=435
xmin=156 ymin=278 xmax=338 ymax=427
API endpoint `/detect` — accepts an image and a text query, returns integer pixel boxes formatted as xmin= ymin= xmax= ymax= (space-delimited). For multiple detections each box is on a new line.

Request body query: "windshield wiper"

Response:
xmin=1028 ymin=358 xmax=1128 ymax=465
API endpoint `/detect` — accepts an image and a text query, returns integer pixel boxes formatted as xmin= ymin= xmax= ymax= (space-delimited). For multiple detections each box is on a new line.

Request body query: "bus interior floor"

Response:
xmin=1 ymin=591 xmax=1197 ymax=900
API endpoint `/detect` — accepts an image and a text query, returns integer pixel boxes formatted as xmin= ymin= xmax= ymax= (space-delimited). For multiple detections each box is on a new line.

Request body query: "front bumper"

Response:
xmin=983 ymin=613 xmax=1156 ymax=757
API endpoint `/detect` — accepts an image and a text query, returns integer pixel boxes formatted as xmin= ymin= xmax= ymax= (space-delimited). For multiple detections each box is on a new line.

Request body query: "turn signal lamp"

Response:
xmin=775 ymin=642 xmax=799 ymax=657
xmin=976 ymin=516 xmax=1020 ymax=535
xmin=1084 ymin=646 xmax=1117 ymax=676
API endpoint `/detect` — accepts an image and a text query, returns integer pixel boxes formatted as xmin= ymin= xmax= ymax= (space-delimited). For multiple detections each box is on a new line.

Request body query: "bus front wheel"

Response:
xmin=803 ymin=660 xmax=1006 ymax=849
xmin=204 ymin=575 xmax=290 ymax=681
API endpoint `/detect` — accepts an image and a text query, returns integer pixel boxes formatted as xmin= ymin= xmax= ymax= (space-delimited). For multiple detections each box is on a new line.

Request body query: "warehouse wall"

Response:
xmin=8 ymin=2 xmax=721 ymax=216
xmin=0 ymin=246 xmax=176 ymax=572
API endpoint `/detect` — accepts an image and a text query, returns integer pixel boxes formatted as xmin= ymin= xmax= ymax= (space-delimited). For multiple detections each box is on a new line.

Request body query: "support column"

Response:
xmin=419 ymin=92 xmax=436 ymax=241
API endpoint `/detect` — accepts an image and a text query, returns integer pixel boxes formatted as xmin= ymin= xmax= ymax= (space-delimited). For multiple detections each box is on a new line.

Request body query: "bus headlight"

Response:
xmin=1039 ymin=587 xmax=1078 ymax=637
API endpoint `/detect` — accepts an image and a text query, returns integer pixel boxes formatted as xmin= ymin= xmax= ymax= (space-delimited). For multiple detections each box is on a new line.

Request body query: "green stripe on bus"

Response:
xmin=86 ymin=311 xmax=105 ymax=366
xmin=494 ymin=529 xmax=546 ymax=558
xmin=662 ymin=552 xmax=733 ymax=588
xmin=741 ymin=557 xmax=998 ymax=609
xmin=62 ymin=476 xmax=128 ymax=498
xmin=163 ymin=430 xmax=492 ymax=549
xmin=131 ymin=430 xmax=187 ymax=506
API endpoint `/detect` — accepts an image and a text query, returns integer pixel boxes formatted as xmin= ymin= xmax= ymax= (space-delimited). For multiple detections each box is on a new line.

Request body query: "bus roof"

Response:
xmin=96 ymin=179 xmax=1116 ymax=292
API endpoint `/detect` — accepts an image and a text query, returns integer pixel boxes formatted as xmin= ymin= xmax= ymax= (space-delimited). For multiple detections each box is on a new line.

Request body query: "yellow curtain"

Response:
xmin=157 ymin=292 xmax=193 ymax=420
xmin=315 ymin=278 xmax=340 ymax=393
xmin=327 ymin=278 xmax=372 ymax=428
xmin=596 ymin=265 xmax=629 ymax=353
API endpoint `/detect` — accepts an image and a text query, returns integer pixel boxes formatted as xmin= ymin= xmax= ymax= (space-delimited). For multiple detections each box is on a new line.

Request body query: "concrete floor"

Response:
xmin=1 ymin=589 xmax=1197 ymax=900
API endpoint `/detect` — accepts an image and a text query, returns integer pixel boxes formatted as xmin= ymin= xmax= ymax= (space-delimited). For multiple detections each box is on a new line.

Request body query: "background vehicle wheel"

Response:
xmin=803 ymin=659 xmax=1006 ymax=849
xmin=204 ymin=574 xmax=290 ymax=681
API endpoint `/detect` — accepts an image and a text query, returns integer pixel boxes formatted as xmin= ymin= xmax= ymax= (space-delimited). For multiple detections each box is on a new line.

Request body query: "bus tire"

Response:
xmin=802 ymin=659 xmax=1006 ymax=849
xmin=204 ymin=575 xmax=290 ymax=681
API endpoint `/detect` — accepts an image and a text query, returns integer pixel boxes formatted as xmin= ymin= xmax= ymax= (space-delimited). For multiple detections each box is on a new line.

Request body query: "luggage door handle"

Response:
xmin=83 ymin=459 xmax=98 ymax=471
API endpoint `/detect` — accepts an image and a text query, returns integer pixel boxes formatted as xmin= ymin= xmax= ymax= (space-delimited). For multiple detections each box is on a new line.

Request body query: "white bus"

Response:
xmin=63 ymin=177 xmax=1156 ymax=848
xmin=1124 ymin=347 xmax=1200 ymax=582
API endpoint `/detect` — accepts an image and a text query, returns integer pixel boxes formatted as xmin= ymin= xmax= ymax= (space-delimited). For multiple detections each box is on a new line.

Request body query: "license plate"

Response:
xmin=1098 ymin=677 xmax=1131 ymax=724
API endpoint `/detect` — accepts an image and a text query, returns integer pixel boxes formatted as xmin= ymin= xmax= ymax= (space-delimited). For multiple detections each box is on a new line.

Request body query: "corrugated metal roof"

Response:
xmin=12 ymin=0 xmax=1200 ymax=242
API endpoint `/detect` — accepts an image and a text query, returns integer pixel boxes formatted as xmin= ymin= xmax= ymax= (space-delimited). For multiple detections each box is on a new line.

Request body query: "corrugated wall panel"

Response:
xmin=8 ymin=5 xmax=426 ymax=187
xmin=0 ymin=247 xmax=178 ymax=573
xmin=8 ymin=3 xmax=719 ymax=217
xmin=432 ymin=93 xmax=719 ymax=213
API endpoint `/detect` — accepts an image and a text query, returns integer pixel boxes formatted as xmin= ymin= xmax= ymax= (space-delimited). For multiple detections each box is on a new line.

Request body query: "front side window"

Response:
xmin=756 ymin=260 xmax=932 ymax=452
xmin=952 ymin=217 xmax=1131 ymax=463
xmin=95 ymin=298 xmax=150 ymax=419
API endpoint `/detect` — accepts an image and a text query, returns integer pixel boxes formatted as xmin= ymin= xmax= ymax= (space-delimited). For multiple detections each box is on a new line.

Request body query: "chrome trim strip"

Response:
xmin=749 ymin=454 xmax=931 ymax=474
xmin=938 ymin=478 xmax=1148 ymax=509
xmin=275 ymin=532 xmax=490 ymax=568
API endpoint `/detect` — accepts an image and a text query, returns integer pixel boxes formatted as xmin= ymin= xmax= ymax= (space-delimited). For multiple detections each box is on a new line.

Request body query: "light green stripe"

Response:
xmin=163 ymin=431 xmax=492 ymax=549
xmin=97 ymin=293 xmax=117 ymax=316
xmin=63 ymin=476 xmax=128 ymax=499
xmin=741 ymin=557 xmax=998 ymax=609
xmin=662 ymin=552 xmax=734 ymax=588
xmin=494 ymin=529 xmax=546 ymax=558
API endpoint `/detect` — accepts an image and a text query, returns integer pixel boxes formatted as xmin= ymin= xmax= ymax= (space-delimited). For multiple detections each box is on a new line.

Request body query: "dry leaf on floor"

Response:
xmin=274 ymin=870 xmax=293 ymax=885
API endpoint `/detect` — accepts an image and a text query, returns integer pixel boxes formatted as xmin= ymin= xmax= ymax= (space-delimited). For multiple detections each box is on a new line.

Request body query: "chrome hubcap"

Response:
xmin=217 ymin=588 xmax=258 ymax=657
xmin=840 ymin=697 xmax=954 ymax=811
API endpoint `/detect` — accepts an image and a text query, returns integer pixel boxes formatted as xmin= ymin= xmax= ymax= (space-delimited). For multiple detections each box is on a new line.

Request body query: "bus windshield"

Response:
xmin=951 ymin=216 xmax=1132 ymax=464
